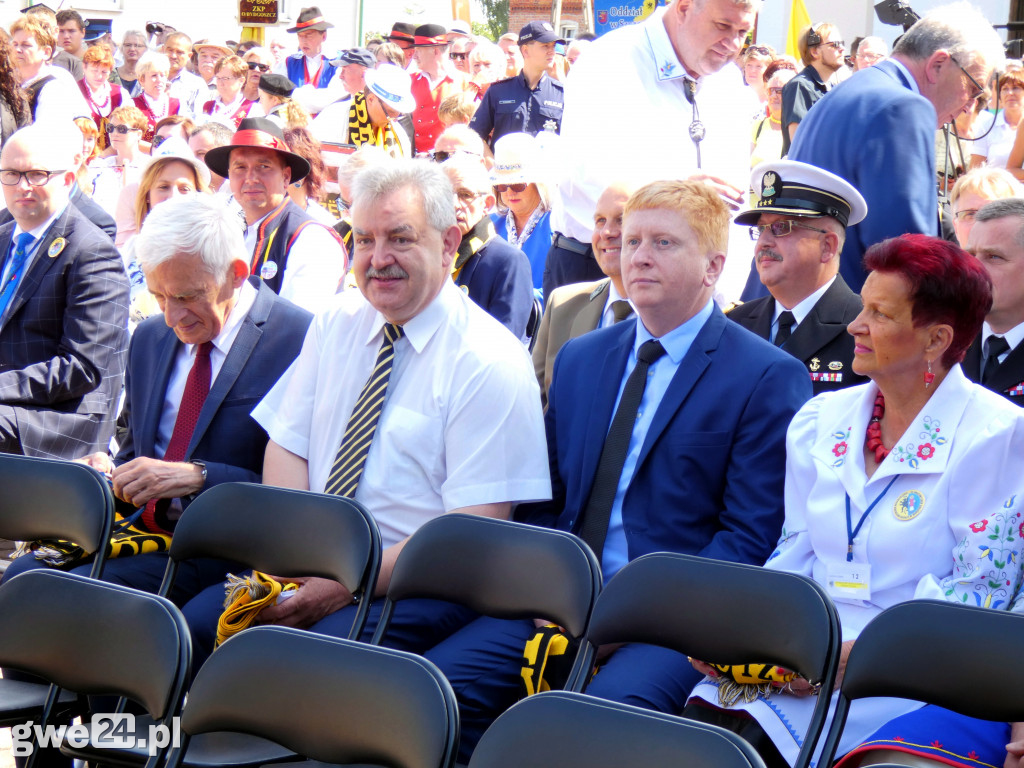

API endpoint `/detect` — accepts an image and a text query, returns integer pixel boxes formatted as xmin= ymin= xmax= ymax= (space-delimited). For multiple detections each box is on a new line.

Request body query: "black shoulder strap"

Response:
xmin=25 ymin=75 xmax=56 ymax=118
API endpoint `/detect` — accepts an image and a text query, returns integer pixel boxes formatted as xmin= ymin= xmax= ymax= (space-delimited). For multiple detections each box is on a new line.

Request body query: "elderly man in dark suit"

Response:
xmin=728 ymin=160 xmax=868 ymax=395
xmin=0 ymin=123 xmax=128 ymax=460
xmin=5 ymin=195 xmax=313 ymax=601
xmin=533 ymin=181 xmax=635 ymax=408
xmin=962 ymin=198 xmax=1024 ymax=405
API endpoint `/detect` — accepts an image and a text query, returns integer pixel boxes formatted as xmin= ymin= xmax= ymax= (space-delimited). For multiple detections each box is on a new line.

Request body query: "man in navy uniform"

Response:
xmin=728 ymin=160 xmax=868 ymax=395
xmin=469 ymin=21 xmax=565 ymax=151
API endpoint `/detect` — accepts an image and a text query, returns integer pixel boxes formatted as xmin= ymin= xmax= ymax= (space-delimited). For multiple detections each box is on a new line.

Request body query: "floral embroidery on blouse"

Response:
xmin=889 ymin=416 xmax=946 ymax=469
xmin=944 ymin=494 xmax=1022 ymax=609
xmin=830 ymin=427 xmax=852 ymax=467
xmin=766 ymin=525 xmax=791 ymax=562
xmin=503 ymin=204 xmax=546 ymax=250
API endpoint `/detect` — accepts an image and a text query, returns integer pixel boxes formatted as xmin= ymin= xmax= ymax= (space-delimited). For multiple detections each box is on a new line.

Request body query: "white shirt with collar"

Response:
xmin=242 ymin=205 xmax=346 ymax=314
xmin=155 ymin=279 xmax=258 ymax=457
xmin=981 ymin=319 xmax=1024 ymax=369
xmin=550 ymin=9 xmax=754 ymax=301
xmin=252 ymin=278 xmax=551 ymax=549
xmin=23 ymin=64 xmax=90 ymax=125
xmin=599 ymin=280 xmax=631 ymax=329
xmin=770 ymin=276 xmax=836 ymax=343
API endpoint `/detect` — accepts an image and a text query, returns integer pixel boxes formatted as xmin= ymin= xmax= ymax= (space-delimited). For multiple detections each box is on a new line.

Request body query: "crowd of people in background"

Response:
xmin=2 ymin=1 xmax=1024 ymax=767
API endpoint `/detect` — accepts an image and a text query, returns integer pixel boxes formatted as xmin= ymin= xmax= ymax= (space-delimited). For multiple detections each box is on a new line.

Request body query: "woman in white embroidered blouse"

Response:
xmin=201 ymin=55 xmax=255 ymax=130
xmin=86 ymin=104 xmax=149 ymax=217
xmin=685 ymin=234 xmax=1024 ymax=768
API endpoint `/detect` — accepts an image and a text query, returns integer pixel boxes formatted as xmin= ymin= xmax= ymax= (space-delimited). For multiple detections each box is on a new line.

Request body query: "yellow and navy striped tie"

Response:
xmin=325 ymin=322 xmax=404 ymax=497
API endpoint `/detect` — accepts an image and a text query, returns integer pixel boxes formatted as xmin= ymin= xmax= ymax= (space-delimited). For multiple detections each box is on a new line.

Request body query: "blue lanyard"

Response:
xmin=845 ymin=475 xmax=899 ymax=562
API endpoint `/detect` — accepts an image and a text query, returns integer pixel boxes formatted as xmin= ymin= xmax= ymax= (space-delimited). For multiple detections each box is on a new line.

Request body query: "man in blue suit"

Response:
xmin=788 ymin=3 xmax=1004 ymax=292
xmin=70 ymin=195 xmax=311 ymax=602
xmin=426 ymin=179 xmax=812 ymax=760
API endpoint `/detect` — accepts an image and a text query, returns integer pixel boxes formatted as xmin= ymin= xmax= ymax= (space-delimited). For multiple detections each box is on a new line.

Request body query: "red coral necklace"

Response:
xmin=865 ymin=392 xmax=888 ymax=463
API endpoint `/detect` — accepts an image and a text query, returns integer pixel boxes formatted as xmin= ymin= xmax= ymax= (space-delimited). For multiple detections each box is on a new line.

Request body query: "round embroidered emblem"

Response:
xmin=894 ymin=490 xmax=925 ymax=521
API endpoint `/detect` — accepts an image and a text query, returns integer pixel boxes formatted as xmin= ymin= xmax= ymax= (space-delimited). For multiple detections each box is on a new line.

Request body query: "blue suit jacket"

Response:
xmin=455 ymin=236 xmax=535 ymax=341
xmin=789 ymin=60 xmax=938 ymax=292
xmin=115 ymin=278 xmax=311 ymax=506
xmin=518 ymin=307 xmax=812 ymax=567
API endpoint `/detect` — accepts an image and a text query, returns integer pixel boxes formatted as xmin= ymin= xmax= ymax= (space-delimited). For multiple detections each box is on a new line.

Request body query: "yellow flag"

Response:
xmin=451 ymin=0 xmax=471 ymax=24
xmin=786 ymin=0 xmax=811 ymax=60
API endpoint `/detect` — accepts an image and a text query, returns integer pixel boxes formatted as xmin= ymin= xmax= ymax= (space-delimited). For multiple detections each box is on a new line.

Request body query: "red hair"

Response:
xmin=863 ymin=234 xmax=992 ymax=369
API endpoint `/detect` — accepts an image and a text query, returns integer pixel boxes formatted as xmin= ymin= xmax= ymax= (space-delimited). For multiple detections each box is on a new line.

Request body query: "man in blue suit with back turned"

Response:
xmin=425 ymin=179 xmax=811 ymax=761
xmin=3 ymin=195 xmax=312 ymax=601
xmin=788 ymin=2 xmax=1004 ymax=292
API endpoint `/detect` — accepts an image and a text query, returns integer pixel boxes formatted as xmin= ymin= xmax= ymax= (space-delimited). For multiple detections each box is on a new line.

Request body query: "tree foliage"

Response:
xmin=479 ymin=0 xmax=509 ymax=40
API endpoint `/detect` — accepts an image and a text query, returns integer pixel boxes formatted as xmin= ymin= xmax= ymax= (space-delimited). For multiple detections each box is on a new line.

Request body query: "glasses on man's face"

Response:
xmin=455 ymin=189 xmax=486 ymax=204
xmin=106 ymin=123 xmax=140 ymax=135
xmin=494 ymin=183 xmax=528 ymax=194
xmin=768 ymin=86 xmax=784 ymax=97
xmin=952 ymin=56 xmax=985 ymax=100
xmin=822 ymin=40 xmax=845 ymax=51
xmin=430 ymin=149 xmax=478 ymax=163
xmin=247 ymin=61 xmax=270 ymax=72
xmin=450 ymin=52 xmax=468 ymax=61
xmin=749 ymin=219 xmax=829 ymax=241
xmin=123 ymin=43 xmax=146 ymax=50
xmin=954 ymin=208 xmax=979 ymax=222
xmin=0 ymin=169 xmax=66 ymax=187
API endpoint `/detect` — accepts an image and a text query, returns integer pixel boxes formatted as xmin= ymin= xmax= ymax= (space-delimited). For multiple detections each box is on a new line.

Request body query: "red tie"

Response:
xmin=141 ymin=341 xmax=214 ymax=533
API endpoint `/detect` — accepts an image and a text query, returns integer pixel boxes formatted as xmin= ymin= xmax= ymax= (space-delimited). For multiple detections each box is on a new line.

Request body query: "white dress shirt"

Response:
xmin=252 ymin=279 xmax=551 ymax=549
xmin=770 ymin=276 xmax=836 ymax=343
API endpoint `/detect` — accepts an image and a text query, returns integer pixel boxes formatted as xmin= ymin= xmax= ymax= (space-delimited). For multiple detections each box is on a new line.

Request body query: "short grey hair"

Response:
xmin=135 ymin=195 xmax=247 ymax=278
xmin=338 ymin=144 xmax=389 ymax=191
xmin=974 ymin=197 xmax=1024 ymax=248
xmin=122 ymin=29 xmax=147 ymax=45
xmin=894 ymin=2 xmax=1005 ymax=71
xmin=435 ymin=123 xmax=486 ymax=157
xmin=351 ymin=159 xmax=457 ymax=234
xmin=136 ymin=50 xmax=170 ymax=78
xmin=442 ymin=153 xmax=492 ymax=196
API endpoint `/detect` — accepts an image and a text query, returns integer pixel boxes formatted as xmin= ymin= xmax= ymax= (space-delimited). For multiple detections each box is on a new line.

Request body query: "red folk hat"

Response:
xmin=204 ymin=117 xmax=311 ymax=183
xmin=414 ymin=24 xmax=449 ymax=47
xmin=287 ymin=6 xmax=333 ymax=33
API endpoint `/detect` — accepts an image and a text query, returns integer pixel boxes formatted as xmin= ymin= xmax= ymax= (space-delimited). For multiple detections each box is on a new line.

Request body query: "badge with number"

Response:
xmin=826 ymin=561 xmax=872 ymax=601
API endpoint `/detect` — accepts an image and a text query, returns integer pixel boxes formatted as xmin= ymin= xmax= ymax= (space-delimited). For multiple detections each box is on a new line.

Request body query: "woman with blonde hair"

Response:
xmin=257 ymin=73 xmax=310 ymax=129
xmin=949 ymin=166 xmax=1022 ymax=245
xmin=132 ymin=51 xmax=181 ymax=143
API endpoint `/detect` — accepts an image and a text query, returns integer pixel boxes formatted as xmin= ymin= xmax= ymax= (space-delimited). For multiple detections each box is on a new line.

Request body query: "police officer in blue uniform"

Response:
xmin=469 ymin=21 xmax=565 ymax=151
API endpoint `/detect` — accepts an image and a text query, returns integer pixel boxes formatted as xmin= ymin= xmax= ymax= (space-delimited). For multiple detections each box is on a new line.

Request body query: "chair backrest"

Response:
xmin=469 ymin=691 xmax=767 ymax=768
xmin=0 ymin=454 xmax=114 ymax=578
xmin=583 ymin=552 xmax=841 ymax=768
xmin=161 ymin=482 xmax=381 ymax=639
xmin=169 ymin=626 xmax=458 ymax=768
xmin=372 ymin=513 xmax=602 ymax=641
xmin=818 ymin=599 xmax=1024 ymax=766
xmin=0 ymin=569 xmax=191 ymax=722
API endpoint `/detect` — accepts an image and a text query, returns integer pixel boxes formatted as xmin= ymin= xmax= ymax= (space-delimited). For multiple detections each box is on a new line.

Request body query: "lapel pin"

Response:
xmin=48 ymin=237 xmax=66 ymax=258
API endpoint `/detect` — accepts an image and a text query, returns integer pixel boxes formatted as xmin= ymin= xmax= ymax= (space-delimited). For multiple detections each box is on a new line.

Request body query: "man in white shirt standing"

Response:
xmin=542 ymin=0 xmax=758 ymax=303
xmin=10 ymin=15 xmax=88 ymax=125
xmin=204 ymin=117 xmax=346 ymax=313
xmin=159 ymin=32 xmax=208 ymax=118
xmin=280 ymin=6 xmax=336 ymax=90
xmin=180 ymin=158 xmax=550 ymax=671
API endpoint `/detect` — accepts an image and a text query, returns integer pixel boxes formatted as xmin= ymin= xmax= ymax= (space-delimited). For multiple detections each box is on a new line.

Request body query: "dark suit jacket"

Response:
xmin=789 ymin=60 xmax=938 ymax=292
xmin=455 ymin=236 xmax=535 ymax=341
xmin=0 ymin=206 xmax=129 ymax=458
xmin=116 ymin=278 xmax=312 ymax=508
xmin=517 ymin=307 xmax=812 ymax=567
xmin=727 ymin=277 xmax=866 ymax=395
xmin=962 ymin=334 xmax=1024 ymax=406
xmin=0 ymin=185 xmax=117 ymax=242
xmin=532 ymin=278 xmax=610 ymax=408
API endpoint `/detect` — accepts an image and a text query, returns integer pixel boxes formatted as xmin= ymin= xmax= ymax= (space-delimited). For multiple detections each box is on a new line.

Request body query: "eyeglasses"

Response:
xmin=123 ymin=43 xmax=147 ymax=49
xmin=954 ymin=208 xmax=979 ymax=222
xmin=858 ymin=52 xmax=884 ymax=64
xmin=952 ymin=56 xmax=985 ymax=100
xmin=749 ymin=220 xmax=829 ymax=240
xmin=430 ymin=149 xmax=479 ymax=163
xmin=746 ymin=46 xmax=771 ymax=57
xmin=455 ymin=189 xmax=487 ymax=204
xmin=450 ymin=52 xmax=468 ymax=61
xmin=106 ymin=123 xmax=141 ymax=134
xmin=247 ymin=61 xmax=270 ymax=72
xmin=768 ymin=86 xmax=784 ymax=97
xmin=494 ymin=183 xmax=528 ymax=194
xmin=0 ymin=169 xmax=66 ymax=186
xmin=822 ymin=40 xmax=845 ymax=50
xmin=215 ymin=75 xmax=240 ymax=83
